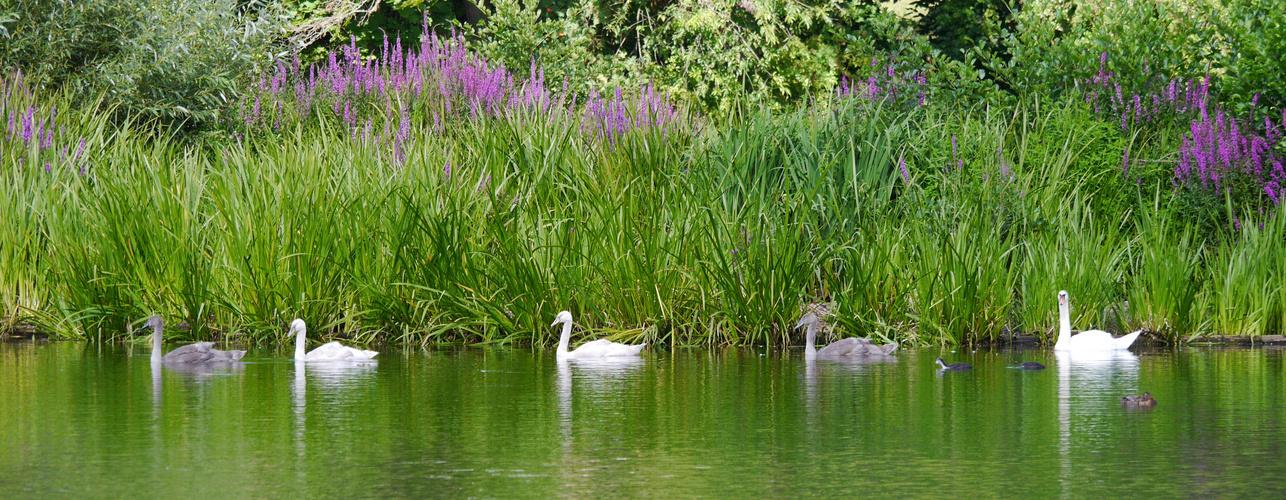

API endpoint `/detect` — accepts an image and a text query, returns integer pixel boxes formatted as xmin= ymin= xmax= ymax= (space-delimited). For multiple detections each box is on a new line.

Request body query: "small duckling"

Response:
xmin=935 ymin=358 xmax=972 ymax=371
xmin=1121 ymin=392 xmax=1157 ymax=407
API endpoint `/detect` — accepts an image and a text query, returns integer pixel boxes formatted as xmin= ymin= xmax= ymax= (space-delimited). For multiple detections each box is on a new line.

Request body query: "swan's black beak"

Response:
xmin=794 ymin=318 xmax=806 ymax=330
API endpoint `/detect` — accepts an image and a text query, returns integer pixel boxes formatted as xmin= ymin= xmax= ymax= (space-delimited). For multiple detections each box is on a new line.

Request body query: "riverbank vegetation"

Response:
xmin=1 ymin=0 xmax=1282 ymax=345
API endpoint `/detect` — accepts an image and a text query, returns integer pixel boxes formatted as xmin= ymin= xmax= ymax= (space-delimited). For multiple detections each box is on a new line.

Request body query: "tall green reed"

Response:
xmin=1018 ymin=199 xmax=1128 ymax=340
xmin=12 ymin=79 xmax=1282 ymax=346
xmin=1203 ymin=210 xmax=1286 ymax=338
xmin=1126 ymin=191 xmax=1206 ymax=342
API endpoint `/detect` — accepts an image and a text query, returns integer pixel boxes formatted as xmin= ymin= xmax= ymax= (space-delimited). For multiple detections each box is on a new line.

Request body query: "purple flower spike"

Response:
xmin=224 ymin=14 xmax=687 ymax=153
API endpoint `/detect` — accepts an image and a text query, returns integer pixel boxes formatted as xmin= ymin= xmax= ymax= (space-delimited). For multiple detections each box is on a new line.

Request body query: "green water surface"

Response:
xmin=2 ymin=342 xmax=1285 ymax=497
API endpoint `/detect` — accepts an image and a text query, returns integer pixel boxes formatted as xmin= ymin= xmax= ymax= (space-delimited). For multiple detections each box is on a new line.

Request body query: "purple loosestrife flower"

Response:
xmin=22 ymin=107 xmax=33 ymax=142
xmin=35 ymin=117 xmax=45 ymax=149
xmin=900 ymin=157 xmax=909 ymax=182
xmin=229 ymin=16 xmax=684 ymax=144
xmin=951 ymin=135 xmax=960 ymax=170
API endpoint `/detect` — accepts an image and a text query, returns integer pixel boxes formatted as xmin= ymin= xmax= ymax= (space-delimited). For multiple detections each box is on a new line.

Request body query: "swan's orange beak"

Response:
xmin=1058 ymin=295 xmax=1066 ymax=306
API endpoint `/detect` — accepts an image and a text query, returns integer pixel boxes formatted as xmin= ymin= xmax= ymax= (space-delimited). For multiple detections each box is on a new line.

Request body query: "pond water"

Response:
xmin=2 ymin=342 xmax=1285 ymax=497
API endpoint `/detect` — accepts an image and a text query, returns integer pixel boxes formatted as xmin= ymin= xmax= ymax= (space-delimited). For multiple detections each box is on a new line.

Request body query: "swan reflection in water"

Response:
xmin=555 ymin=356 xmax=646 ymax=488
xmin=805 ymin=354 xmax=898 ymax=400
xmin=304 ymin=359 xmax=379 ymax=395
xmin=556 ymin=357 xmax=646 ymax=437
xmin=817 ymin=354 xmax=899 ymax=366
xmin=151 ymin=358 xmax=163 ymax=413
xmin=1057 ymin=349 xmax=1140 ymax=495
xmin=804 ymin=353 xmax=898 ymax=424
xmin=293 ymin=360 xmax=307 ymax=479
xmin=160 ymin=358 xmax=247 ymax=381
xmin=292 ymin=358 xmax=377 ymax=480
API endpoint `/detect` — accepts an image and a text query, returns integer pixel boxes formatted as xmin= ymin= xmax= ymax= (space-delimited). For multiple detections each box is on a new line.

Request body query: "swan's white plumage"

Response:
xmin=303 ymin=341 xmax=379 ymax=361
xmin=1053 ymin=290 xmax=1141 ymax=351
xmin=289 ymin=319 xmax=378 ymax=361
xmin=551 ymin=311 xmax=645 ymax=359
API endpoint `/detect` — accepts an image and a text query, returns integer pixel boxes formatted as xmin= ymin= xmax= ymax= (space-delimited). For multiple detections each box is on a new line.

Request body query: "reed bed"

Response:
xmin=3 ymin=44 xmax=1285 ymax=346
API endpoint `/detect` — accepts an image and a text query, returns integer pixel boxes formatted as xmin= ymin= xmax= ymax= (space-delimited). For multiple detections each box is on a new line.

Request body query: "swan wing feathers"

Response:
xmin=570 ymin=339 xmax=645 ymax=358
xmin=1115 ymin=330 xmax=1143 ymax=349
xmin=817 ymin=338 xmax=869 ymax=357
xmin=305 ymin=342 xmax=379 ymax=361
xmin=163 ymin=342 xmax=245 ymax=363
xmin=1066 ymin=329 xmax=1139 ymax=350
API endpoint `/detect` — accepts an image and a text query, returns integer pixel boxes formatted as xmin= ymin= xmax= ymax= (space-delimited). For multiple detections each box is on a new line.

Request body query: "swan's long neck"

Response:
xmin=1055 ymin=301 xmax=1072 ymax=349
xmin=804 ymin=323 xmax=817 ymax=360
xmin=294 ymin=326 xmax=307 ymax=361
xmin=556 ymin=320 xmax=572 ymax=358
xmin=150 ymin=324 xmax=163 ymax=364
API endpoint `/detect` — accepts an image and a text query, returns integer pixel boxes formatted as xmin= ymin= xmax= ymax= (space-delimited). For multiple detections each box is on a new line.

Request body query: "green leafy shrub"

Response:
xmin=913 ymin=0 xmax=1015 ymax=63
xmin=993 ymin=0 xmax=1219 ymax=101
xmin=0 ymin=0 xmax=287 ymax=126
xmin=1214 ymin=0 xmax=1286 ymax=118
xmin=0 ymin=0 xmax=132 ymax=86
xmin=470 ymin=0 xmax=634 ymax=93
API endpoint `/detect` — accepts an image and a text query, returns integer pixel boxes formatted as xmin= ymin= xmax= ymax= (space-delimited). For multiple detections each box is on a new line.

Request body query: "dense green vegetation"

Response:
xmin=0 ymin=0 xmax=1282 ymax=345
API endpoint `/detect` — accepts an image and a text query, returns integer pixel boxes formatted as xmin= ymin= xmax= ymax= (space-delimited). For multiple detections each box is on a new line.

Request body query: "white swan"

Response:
xmin=1053 ymin=290 xmax=1142 ymax=351
xmin=143 ymin=315 xmax=246 ymax=364
xmin=796 ymin=313 xmax=897 ymax=360
xmin=288 ymin=319 xmax=378 ymax=361
xmin=551 ymin=311 xmax=646 ymax=359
